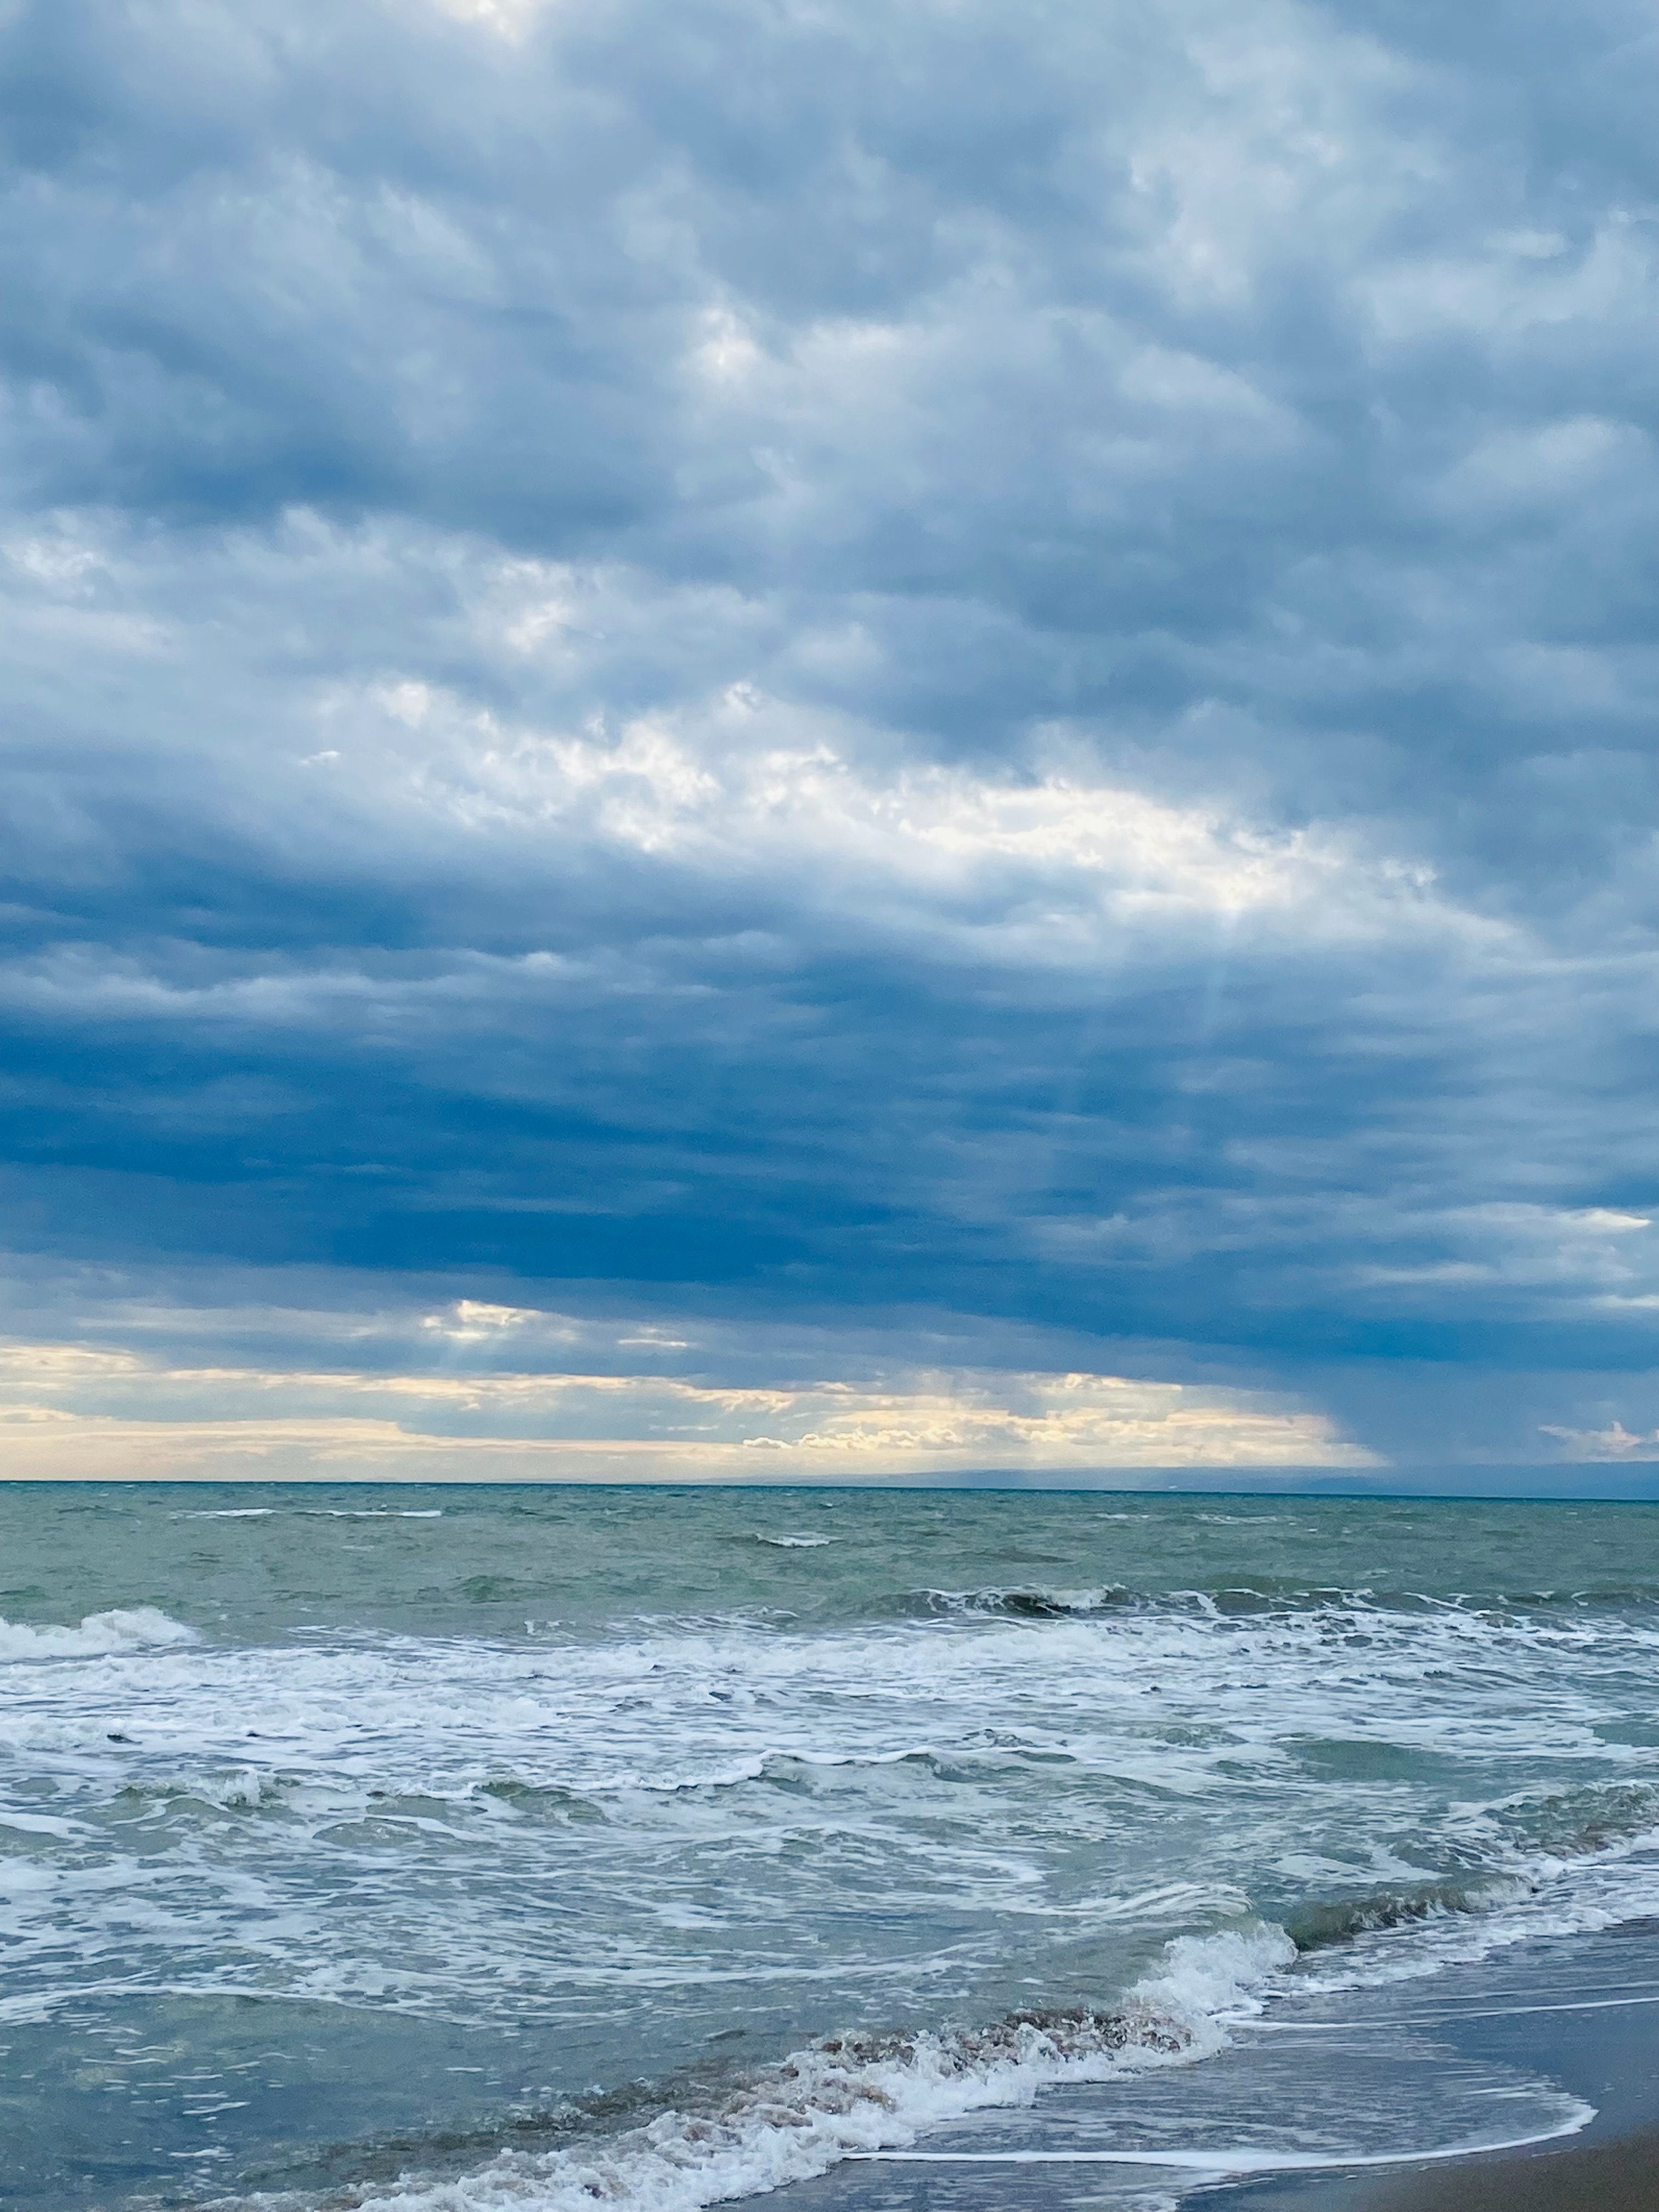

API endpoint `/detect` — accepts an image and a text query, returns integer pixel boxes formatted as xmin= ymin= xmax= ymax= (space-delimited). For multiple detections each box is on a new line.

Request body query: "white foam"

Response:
xmin=5 ymin=1596 xmax=1658 ymax=2022
xmin=300 ymin=1508 xmax=444 ymax=1518
xmin=7 ymin=1586 xmax=1659 ymax=2208
xmin=0 ymin=1607 xmax=199 ymax=1662
xmin=753 ymin=1533 xmax=834 ymax=1548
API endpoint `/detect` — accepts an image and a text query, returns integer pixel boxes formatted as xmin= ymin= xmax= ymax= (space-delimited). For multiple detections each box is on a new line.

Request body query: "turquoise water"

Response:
xmin=3 ymin=1484 xmax=1658 ymax=2211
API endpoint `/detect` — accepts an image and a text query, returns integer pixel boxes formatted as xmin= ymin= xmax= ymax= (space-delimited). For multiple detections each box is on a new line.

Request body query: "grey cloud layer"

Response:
xmin=0 ymin=0 xmax=1655 ymax=1466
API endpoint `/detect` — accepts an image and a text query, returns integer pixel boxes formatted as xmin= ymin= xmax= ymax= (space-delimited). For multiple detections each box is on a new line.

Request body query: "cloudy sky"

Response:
xmin=1 ymin=0 xmax=1654 ymax=1485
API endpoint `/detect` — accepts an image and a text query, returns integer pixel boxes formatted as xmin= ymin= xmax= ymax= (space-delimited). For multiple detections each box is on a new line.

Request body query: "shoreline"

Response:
xmin=740 ymin=1928 xmax=1659 ymax=2212
xmin=1216 ymin=1927 xmax=1659 ymax=2212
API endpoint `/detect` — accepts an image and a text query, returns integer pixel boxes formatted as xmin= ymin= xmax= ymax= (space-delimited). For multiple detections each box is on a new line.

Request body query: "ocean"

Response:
xmin=3 ymin=1483 xmax=1658 ymax=2212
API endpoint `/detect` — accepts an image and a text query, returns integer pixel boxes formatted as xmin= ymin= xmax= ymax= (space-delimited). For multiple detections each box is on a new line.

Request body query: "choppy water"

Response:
xmin=3 ymin=1484 xmax=1658 ymax=2212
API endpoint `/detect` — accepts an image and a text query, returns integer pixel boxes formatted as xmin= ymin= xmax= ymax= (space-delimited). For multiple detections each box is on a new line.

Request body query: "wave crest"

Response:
xmin=1286 ymin=1880 xmax=1501 ymax=1952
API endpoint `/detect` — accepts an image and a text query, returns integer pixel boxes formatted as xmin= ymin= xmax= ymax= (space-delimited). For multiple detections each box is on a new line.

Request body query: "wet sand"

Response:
xmin=1359 ymin=2123 xmax=1659 ymax=2211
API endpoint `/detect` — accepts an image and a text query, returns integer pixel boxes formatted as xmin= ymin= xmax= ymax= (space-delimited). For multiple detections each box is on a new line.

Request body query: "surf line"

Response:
xmin=1256 ymin=1989 xmax=1659 ymax=2030
xmin=851 ymin=2111 xmax=1593 ymax=2175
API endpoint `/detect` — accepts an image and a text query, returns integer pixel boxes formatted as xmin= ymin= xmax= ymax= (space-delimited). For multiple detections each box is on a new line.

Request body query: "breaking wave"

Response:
xmin=899 ymin=1585 xmax=1135 ymax=1618
xmin=0 ymin=1607 xmax=198 ymax=1662
xmin=244 ymin=1928 xmax=1293 ymax=2212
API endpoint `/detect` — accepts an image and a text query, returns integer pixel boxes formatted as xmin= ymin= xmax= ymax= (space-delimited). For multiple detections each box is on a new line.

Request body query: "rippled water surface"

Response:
xmin=3 ymin=1484 xmax=1658 ymax=2212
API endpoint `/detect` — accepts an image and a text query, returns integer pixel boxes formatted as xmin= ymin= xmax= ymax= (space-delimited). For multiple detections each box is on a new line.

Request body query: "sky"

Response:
xmin=0 ymin=0 xmax=1655 ymax=1486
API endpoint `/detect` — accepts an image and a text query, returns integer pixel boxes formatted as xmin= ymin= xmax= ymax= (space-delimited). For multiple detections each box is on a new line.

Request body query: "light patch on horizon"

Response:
xmin=0 ymin=1339 xmax=1378 ymax=1477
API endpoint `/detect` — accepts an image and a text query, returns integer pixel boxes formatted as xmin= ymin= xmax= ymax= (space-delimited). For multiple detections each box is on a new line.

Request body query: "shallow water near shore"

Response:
xmin=3 ymin=1483 xmax=1659 ymax=2212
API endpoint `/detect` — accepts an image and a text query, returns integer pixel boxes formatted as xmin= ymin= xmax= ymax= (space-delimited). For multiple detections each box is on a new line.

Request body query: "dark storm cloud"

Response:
xmin=0 ymin=0 xmax=1654 ymax=1468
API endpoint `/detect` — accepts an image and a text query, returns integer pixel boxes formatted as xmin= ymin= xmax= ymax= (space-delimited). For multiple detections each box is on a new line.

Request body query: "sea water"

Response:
xmin=2 ymin=1485 xmax=1657 ymax=2212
